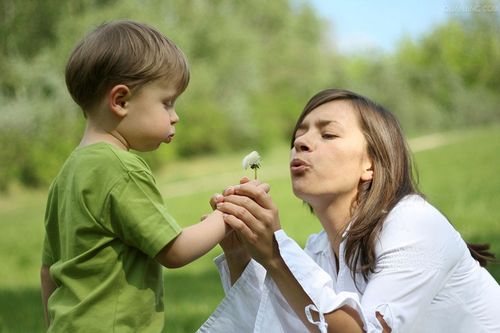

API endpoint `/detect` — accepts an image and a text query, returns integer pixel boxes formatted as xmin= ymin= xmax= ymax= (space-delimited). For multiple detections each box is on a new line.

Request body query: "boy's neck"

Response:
xmin=79 ymin=118 xmax=130 ymax=151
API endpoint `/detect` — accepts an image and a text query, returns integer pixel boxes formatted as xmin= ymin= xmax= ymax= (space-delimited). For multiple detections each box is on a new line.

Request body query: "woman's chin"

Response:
xmin=292 ymin=185 xmax=310 ymax=201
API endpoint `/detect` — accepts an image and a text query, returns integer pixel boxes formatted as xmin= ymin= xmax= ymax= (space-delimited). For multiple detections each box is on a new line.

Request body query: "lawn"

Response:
xmin=0 ymin=125 xmax=498 ymax=332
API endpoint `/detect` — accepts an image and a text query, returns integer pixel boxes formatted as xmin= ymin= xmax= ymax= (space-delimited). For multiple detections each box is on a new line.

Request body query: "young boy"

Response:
xmin=40 ymin=20 xmax=229 ymax=332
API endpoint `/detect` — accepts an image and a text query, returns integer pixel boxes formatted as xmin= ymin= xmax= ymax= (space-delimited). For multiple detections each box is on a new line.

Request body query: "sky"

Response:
xmin=308 ymin=0 xmax=457 ymax=53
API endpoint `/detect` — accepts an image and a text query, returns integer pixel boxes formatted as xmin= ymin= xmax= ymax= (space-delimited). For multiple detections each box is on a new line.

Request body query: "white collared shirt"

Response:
xmin=197 ymin=195 xmax=500 ymax=332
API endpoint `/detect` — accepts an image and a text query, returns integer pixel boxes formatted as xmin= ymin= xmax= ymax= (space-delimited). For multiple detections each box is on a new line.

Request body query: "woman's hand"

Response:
xmin=216 ymin=181 xmax=281 ymax=270
xmin=213 ymin=177 xmax=269 ymax=284
xmin=216 ymin=178 xmax=270 ymax=255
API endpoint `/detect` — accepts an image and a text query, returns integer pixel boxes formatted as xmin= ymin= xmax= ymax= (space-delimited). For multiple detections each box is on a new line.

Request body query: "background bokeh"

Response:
xmin=1 ymin=0 xmax=499 ymax=190
xmin=0 ymin=0 xmax=499 ymax=332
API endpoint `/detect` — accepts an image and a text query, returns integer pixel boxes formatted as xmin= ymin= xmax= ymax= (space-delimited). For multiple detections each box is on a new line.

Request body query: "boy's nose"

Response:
xmin=170 ymin=110 xmax=179 ymax=124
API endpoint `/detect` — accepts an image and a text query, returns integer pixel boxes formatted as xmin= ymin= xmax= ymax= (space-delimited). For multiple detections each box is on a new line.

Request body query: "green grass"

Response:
xmin=0 ymin=125 xmax=499 ymax=332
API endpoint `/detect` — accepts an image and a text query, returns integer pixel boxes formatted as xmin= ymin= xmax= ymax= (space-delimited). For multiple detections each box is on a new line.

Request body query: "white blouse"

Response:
xmin=197 ymin=195 xmax=500 ymax=333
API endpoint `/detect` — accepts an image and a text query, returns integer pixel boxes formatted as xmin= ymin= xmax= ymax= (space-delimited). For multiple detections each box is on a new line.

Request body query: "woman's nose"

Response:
xmin=293 ymin=135 xmax=311 ymax=152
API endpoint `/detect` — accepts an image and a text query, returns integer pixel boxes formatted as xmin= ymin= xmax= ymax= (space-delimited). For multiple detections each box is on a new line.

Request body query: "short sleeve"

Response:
xmin=42 ymin=183 xmax=58 ymax=266
xmin=42 ymin=233 xmax=55 ymax=266
xmin=107 ymin=170 xmax=182 ymax=258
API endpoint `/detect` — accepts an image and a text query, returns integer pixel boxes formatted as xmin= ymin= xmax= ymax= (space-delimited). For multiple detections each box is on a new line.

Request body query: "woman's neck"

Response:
xmin=312 ymin=195 xmax=354 ymax=258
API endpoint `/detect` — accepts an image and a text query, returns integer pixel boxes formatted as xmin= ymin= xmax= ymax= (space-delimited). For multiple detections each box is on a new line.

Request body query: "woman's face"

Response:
xmin=290 ymin=100 xmax=373 ymax=208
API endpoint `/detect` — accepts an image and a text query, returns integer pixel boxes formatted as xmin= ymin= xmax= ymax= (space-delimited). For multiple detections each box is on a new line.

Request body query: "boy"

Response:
xmin=41 ymin=20 xmax=229 ymax=332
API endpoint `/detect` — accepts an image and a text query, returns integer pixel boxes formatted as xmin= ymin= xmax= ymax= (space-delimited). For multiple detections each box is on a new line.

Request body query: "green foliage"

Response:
xmin=391 ymin=12 xmax=500 ymax=131
xmin=0 ymin=0 xmax=499 ymax=190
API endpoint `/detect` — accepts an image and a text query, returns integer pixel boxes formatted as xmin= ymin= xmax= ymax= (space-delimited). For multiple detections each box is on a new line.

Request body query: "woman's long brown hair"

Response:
xmin=291 ymin=88 xmax=495 ymax=284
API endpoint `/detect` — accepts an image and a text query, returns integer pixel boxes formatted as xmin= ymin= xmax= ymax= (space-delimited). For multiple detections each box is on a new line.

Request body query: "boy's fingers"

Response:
xmin=209 ymin=193 xmax=224 ymax=210
xmin=239 ymin=176 xmax=250 ymax=184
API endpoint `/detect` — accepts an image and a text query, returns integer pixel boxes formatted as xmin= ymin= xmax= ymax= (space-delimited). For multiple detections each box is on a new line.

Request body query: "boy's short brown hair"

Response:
xmin=65 ymin=20 xmax=189 ymax=113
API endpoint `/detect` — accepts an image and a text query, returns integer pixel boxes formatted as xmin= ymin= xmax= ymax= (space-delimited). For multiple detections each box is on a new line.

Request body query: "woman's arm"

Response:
xmin=265 ymin=246 xmax=364 ymax=333
xmin=218 ymin=184 xmax=365 ymax=333
xmin=40 ymin=265 xmax=57 ymax=328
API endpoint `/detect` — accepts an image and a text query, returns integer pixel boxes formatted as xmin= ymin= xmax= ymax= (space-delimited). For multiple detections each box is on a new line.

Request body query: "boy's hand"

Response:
xmin=209 ymin=193 xmax=225 ymax=211
xmin=199 ymin=193 xmax=224 ymax=221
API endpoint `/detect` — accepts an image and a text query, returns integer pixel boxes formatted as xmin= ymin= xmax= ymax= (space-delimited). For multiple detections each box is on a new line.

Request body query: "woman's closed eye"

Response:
xmin=321 ymin=133 xmax=338 ymax=139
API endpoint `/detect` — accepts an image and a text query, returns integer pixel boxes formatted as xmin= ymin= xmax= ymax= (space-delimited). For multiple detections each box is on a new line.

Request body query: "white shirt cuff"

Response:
xmin=274 ymin=229 xmax=368 ymax=331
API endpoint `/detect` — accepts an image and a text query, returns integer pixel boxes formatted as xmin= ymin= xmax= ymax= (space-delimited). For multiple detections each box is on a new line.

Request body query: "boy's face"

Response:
xmin=118 ymin=79 xmax=180 ymax=151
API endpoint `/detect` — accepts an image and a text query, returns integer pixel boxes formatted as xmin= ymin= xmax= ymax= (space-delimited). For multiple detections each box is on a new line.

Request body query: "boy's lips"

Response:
xmin=165 ymin=133 xmax=175 ymax=143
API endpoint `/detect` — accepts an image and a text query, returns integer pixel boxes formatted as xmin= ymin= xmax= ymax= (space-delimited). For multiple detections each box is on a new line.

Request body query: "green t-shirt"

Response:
xmin=42 ymin=142 xmax=182 ymax=332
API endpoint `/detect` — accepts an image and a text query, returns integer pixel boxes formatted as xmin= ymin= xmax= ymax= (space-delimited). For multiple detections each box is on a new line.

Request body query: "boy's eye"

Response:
xmin=163 ymin=101 xmax=174 ymax=108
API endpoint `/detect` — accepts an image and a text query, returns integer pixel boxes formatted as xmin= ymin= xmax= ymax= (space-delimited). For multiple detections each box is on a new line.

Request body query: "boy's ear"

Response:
xmin=108 ymin=84 xmax=131 ymax=117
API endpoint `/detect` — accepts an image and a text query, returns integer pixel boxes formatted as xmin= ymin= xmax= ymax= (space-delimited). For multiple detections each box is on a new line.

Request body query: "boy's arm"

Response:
xmin=155 ymin=210 xmax=230 ymax=268
xmin=40 ymin=265 xmax=57 ymax=328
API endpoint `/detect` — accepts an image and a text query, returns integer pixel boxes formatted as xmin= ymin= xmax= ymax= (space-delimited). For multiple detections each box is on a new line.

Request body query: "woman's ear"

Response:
xmin=108 ymin=84 xmax=131 ymax=118
xmin=361 ymin=158 xmax=374 ymax=181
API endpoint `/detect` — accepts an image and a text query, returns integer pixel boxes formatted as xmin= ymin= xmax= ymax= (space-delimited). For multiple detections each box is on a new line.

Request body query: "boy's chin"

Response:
xmin=133 ymin=143 xmax=162 ymax=152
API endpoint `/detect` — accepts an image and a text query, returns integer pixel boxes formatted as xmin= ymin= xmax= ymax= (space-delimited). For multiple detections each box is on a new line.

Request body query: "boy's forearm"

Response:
xmin=156 ymin=210 xmax=230 ymax=268
xmin=40 ymin=265 xmax=57 ymax=328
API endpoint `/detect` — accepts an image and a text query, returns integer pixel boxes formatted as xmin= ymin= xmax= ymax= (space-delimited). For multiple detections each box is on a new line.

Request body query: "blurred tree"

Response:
xmin=0 ymin=0 xmax=498 ymax=190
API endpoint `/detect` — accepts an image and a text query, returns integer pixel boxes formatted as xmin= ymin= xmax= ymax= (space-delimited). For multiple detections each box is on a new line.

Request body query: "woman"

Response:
xmin=198 ymin=89 xmax=499 ymax=333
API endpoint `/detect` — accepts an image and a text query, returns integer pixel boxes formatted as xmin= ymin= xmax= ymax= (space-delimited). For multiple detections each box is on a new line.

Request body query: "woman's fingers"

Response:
xmin=217 ymin=201 xmax=262 ymax=233
xmin=222 ymin=213 xmax=256 ymax=243
xmin=241 ymin=177 xmax=271 ymax=193
xmin=223 ymin=179 xmax=269 ymax=197
xmin=233 ymin=183 xmax=273 ymax=210
xmin=222 ymin=207 xmax=279 ymax=269
xmin=222 ymin=194 xmax=269 ymax=223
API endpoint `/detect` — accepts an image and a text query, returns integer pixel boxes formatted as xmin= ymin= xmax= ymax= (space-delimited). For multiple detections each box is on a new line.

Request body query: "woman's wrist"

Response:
xmin=224 ymin=249 xmax=252 ymax=285
xmin=260 ymin=241 xmax=286 ymax=272
xmin=263 ymin=254 xmax=288 ymax=276
xmin=224 ymin=247 xmax=251 ymax=264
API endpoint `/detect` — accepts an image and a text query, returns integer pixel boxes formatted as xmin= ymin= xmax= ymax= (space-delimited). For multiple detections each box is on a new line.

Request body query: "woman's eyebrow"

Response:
xmin=296 ymin=122 xmax=308 ymax=131
xmin=315 ymin=119 xmax=342 ymax=128
xmin=297 ymin=119 xmax=342 ymax=132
